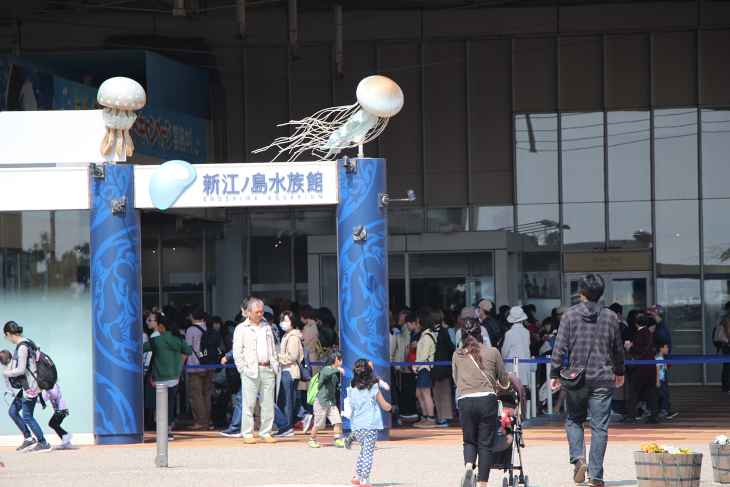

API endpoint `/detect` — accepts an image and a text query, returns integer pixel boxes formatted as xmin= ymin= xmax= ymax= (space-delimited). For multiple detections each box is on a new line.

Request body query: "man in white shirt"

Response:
xmin=232 ymin=296 xmax=280 ymax=443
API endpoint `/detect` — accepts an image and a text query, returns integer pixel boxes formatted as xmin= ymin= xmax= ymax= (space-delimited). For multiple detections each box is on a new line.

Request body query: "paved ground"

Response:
xmin=0 ymin=442 xmax=724 ymax=487
xmin=0 ymin=386 xmax=726 ymax=486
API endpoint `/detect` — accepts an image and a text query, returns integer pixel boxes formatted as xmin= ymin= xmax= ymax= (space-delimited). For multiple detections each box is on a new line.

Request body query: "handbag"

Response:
xmin=559 ymin=311 xmax=602 ymax=391
xmin=466 ymin=353 xmax=503 ymax=413
xmin=625 ymin=338 xmax=652 ymax=372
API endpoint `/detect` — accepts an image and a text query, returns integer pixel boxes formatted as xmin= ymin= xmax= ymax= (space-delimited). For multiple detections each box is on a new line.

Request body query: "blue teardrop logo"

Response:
xmin=149 ymin=160 xmax=197 ymax=210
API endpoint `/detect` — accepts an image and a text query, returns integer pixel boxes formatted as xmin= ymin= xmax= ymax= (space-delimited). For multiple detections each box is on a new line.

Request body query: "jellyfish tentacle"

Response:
xmin=115 ymin=129 xmax=125 ymax=157
xmin=100 ymin=126 xmax=114 ymax=154
xmin=124 ymin=129 xmax=134 ymax=157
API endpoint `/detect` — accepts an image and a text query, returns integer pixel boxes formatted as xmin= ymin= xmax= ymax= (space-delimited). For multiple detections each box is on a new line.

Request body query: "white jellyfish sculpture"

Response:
xmin=97 ymin=77 xmax=147 ymax=158
xmin=254 ymin=75 xmax=404 ymax=161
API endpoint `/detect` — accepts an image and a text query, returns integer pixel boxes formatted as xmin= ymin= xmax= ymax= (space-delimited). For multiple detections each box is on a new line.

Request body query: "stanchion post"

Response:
xmin=155 ymin=383 xmax=168 ymax=468
xmin=546 ymin=355 xmax=554 ymax=416
xmin=530 ymin=368 xmax=537 ymax=418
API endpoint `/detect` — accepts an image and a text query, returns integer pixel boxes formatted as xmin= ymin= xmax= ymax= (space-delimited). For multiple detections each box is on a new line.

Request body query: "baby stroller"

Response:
xmin=492 ymin=373 xmax=529 ymax=487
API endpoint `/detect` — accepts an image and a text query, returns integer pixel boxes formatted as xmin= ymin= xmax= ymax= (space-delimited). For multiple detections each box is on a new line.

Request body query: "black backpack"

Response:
xmin=298 ymin=344 xmax=313 ymax=381
xmin=190 ymin=324 xmax=222 ymax=366
xmin=483 ymin=316 xmax=505 ymax=351
xmin=12 ymin=340 xmax=57 ymax=391
xmin=430 ymin=327 xmax=456 ymax=381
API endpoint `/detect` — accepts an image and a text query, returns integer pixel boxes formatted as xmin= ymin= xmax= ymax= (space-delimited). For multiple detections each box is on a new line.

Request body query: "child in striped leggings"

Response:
xmin=346 ymin=359 xmax=397 ymax=487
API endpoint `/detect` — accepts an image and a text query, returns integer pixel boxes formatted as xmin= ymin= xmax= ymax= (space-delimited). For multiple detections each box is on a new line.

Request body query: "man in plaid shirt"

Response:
xmin=550 ymin=273 xmax=625 ymax=487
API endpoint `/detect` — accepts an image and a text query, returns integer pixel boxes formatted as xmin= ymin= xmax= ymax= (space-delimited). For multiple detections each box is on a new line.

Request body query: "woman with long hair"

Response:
xmin=412 ymin=310 xmax=437 ymax=428
xmin=453 ymin=318 xmax=510 ymax=487
xmin=278 ymin=310 xmax=304 ymax=429
xmin=2 ymin=321 xmax=51 ymax=453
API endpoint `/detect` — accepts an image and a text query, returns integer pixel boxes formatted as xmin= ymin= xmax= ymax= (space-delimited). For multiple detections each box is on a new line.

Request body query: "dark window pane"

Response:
xmin=655 ymin=200 xmax=699 ymax=275
xmin=607 ymin=111 xmax=651 ymax=202
xmin=389 ymin=254 xmax=405 ymax=278
xmin=704 ymin=279 xmax=729 ymax=383
xmin=471 ymin=206 xmax=514 ymax=231
xmin=561 ymin=112 xmax=604 ymax=203
xmin=656 ymin=277 xmax=702 ymax=383
xmin=608 ymin=201 xmax=652 ymax=249
xmin=562 ymin=202 xmax=605 ymax=251
xmin=515 ymin=114 xmax=558 ymax=204
xmin=427 ymin=207 xmax=468 ymax=232
xmin=388 ymin=207 xmax=424 ymax=234
xmin=701 ymin=109 xmax=730 ymax=199
xmin=654 ymin=109 xmax=698 ymax=200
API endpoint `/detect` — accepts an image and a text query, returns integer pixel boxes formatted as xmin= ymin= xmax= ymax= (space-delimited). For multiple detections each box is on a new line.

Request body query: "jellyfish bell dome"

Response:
xmin=356 ymin=75 xmax=404 ymax=118
xmin=97 ymin=77 xmax=147 ymax=110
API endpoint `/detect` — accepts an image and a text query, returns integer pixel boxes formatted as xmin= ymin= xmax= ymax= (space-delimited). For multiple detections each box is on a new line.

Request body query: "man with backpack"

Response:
xmin=476 ymin=300 xmax=504 ymax=351
xmin=186 ymin=306 xmax=219 ymax=431
xmin=431 ymin=308 xmax=456 ymax=427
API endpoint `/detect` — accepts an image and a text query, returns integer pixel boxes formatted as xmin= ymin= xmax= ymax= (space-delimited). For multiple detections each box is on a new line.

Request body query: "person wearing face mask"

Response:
xmin=278 ymin=311 xmax=304 ymax=432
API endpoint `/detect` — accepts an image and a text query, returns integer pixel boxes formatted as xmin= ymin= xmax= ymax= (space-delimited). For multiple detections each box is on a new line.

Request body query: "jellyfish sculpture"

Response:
xmin=97 ymin=77 xmax=147 ymax=158
xmin=254 ymin=75 xmax=404 ymax=162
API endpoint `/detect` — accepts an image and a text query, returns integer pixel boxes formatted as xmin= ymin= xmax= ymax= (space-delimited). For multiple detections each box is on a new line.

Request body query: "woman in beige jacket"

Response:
xmin=278 ymin=311 xmax=304 ymax=427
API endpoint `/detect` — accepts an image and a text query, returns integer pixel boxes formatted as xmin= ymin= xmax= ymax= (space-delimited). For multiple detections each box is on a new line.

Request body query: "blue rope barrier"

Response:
xmin=145 ymin=354 xmax=730 ymax=370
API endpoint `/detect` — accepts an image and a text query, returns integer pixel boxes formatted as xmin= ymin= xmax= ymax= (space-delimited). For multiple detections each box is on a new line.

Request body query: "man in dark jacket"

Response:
xmin=550 ymin=273 xmax=625 ymax=487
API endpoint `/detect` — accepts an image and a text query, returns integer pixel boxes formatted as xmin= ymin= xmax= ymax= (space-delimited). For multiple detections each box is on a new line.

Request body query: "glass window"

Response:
xmin=701 ymin=109 xmax=730 ymax=199
xmin=703 ymin=198 xmax=730 ymax=382
xmin=320 ymin=255 xmax=338 ymax=316
xmin=655 ymin=200 xmax=700 ymax=274
xmin=561 ymin=112 xmax=605 ymax=203
xmin=471 ymin=205 xmax=514 ymax=231
xmin=516 ymin=204 xmax=560 ymax=250
xmin=608 ymin=201 xmax=652 ymax=249
xmin=562 ymin=202 xmax=605 ymax=251
xmin=250 ymin=210 xmax=291 ymax=237
xmin=251 ymin=236 xmax=291 ymax=285
xmin=656 ymin=277 xmax=702 ymax=383
xmin=515 ymin=114 xmax=558 ymax=204
xmin=389 ymin=254 xmax=406 ymax=311
xmin=294 ymin=209 xmax=335 ymax=235
xmin=654 ymin=108 xmax=698 ymax=200
xmin=607 ymin=111 xmax=651 ymax=201
xmin=0 ymin=210 xmax=92 ymax=436
xmin=408 ymin=252 xmax=493 ymax=314
xmin=426 ymin=207 xmax=468 ymax=232
xmin=518 ymin=253 xmax=561 ymax=318
xmin=388 ymin=207 xmax=424 ymax=234
xmin=389 ymin=254 xmax=405 ymax=278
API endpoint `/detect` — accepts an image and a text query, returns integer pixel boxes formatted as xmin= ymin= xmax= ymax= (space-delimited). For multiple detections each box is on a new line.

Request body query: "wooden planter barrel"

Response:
xmin=634 ymin=451 xmax=703 ymax=487
xmin=710 ymin=443 xmax=730 ymax=484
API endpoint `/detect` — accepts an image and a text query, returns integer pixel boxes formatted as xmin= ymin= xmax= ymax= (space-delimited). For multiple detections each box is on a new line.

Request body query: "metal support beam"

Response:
xmin=235 ymin=0 xmax=246 ymax=40
xmin=288 ymin=0 xmax=299 ymax=61
xmin=334 ymin=5 xmax=343 ymax=78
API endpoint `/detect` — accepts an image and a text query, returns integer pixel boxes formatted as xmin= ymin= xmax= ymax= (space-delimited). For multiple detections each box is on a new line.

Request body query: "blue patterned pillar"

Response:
xmin=337 ymin=157 xmax=391 ymax=440
xmin=89 ymin=164 xmax=144 ymax=445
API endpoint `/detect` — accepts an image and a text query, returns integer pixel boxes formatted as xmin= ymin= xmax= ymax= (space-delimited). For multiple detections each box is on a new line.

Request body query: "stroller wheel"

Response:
xmin=523 ymin=475 xmax=529 ymax=487
xmin=512 ymin=475 xmax=519 ymax=487
xmin=502 ymin=477 xmax=508 ymax=487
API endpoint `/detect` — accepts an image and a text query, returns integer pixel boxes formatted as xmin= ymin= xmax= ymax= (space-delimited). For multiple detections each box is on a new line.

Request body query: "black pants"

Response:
xmin=49 ymin=410 xmax=69 ymax=439
xmin=627 ymin=383 xmax=659 ymax=420
xmin=397 ymin=372 xmax=418 ymax=416
xmin=459 ymin=394 xmax=498 ymax=482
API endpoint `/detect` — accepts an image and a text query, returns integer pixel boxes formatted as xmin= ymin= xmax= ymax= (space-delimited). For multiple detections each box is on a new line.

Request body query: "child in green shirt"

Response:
xmin=309 ymin=348 xmax=345 ymax=448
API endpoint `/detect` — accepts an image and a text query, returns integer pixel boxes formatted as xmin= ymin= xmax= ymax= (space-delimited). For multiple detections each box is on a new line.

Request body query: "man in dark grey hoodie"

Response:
xmin=549 ymin=273 xmax=625 ymax=487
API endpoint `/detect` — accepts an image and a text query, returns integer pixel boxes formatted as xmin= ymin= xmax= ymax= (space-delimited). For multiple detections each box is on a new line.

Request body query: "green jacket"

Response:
xmin=143 ymin=331 xmax=194 ymax=382
xmin=315 ymin=365 xmax=340 ymax=407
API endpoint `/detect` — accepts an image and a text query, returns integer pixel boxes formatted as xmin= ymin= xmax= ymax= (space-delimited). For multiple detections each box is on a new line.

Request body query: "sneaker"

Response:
xmin=294 ymin=421 xmax=303 ymax=428
xmin=461 ymin=465 xmax=474 ymax=487
xmin=168 ymin=432 xmax=174 ymax=441
xmin=334 ymin=438 xmax=345 ymax=448
xmin=664 ymin=411 xmax=678 ymax=419
xmin=30 ymin=442 xmax=52 ymax=453
xmin=261 ymin=436 xmax=277 ymax=443
xmin=243 ymin=437 xmax=258 ymax=444
xmin=645 ymin=418 xmax=660 ymax=424
xmin=61 ymin=433 xmax=74 ymax=444
xmin=25 ymin=389 xmax=39 ymax=398
xmin=208 ymin=421 xmax=215 ymax=430
xmin=308 ymin=438 xmax=321 ymax=448
xmin=302 ymin=414 xmax=314 ymax=435
xmin=642 ymin=410 xmax=651 ymax=418
xmin=359 ymin=479 xmax=372 ymax=487
xmin=16 ymin=437 xmax=36 ymax=452
xmin=219 ymin=428 xmax=242 ymax=438
xmin=351 ymin=475 xmax=361 ymax=485
xmin=573 ymin=458 xmax=588 ymax=483
xmin=55 ymin=443 xmax=70 ymax=450
xmin=619 ymin=417 xmax=636 ymax=424
xmin=344 ymin=432 xmax=355 ymax=450
xmin=436 ymin=419 xmax=450 ymax=428
xmin=272 ymin=428 xmax=294 ymax=438
xmin=395 ymin=418 xmax=403 ymax=427
xmin=413 ymin=419 xmax=436 ymax=428
xmin=400 ymin=413 xmax=418 ymax=419
xmin=587 ymin=479 xmax=604 ymax=487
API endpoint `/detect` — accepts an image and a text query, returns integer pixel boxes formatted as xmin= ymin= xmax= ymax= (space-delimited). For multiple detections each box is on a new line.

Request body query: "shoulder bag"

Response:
xmin=559 ymin=311 xmax=602 ymax=391
xmin=466 ymin=352 xmax=503 ymax=412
